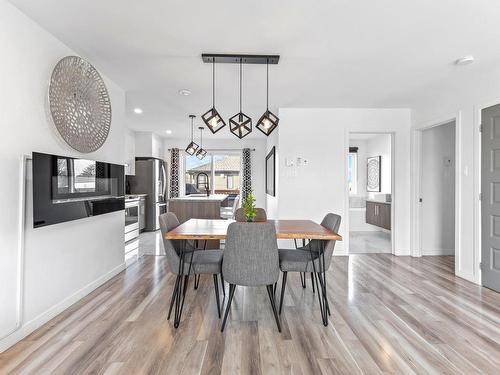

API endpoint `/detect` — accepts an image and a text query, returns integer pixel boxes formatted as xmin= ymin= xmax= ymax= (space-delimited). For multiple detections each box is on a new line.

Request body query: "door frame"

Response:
xmin=345 ymin=131 xmax=396 ymax=255
xmin=411 ymin=113 xmax=461 ymax=272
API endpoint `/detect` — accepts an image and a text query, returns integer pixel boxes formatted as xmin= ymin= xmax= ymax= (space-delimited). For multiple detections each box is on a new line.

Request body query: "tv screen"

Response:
xmin=33 ymin=152 xmax=124 ymax=228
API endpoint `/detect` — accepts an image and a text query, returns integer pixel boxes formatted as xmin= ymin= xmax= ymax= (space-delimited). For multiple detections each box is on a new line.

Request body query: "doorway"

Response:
xmin=348 ymin=133 xmax=394 ymax=254
xmin=420 ymin=122 xmax=456 ymax=256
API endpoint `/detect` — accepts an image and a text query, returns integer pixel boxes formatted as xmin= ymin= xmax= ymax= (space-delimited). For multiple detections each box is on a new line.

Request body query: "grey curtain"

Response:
xmin=242 ymin=148 xmax=252 ymax=201
xmin=170 ymin=148 xmax=180 ymax=198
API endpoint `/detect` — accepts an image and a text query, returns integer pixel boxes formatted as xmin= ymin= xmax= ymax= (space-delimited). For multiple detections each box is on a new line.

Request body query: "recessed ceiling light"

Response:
xmin=179 ymin=89 xmax=192 ymax=96
xmin=133 ymin=107 xmax=143 ymax=114
xmin=165 ymin=130 xmax=172 ymax=134
xmin=455 ymin=56 xmax=474 ymax=66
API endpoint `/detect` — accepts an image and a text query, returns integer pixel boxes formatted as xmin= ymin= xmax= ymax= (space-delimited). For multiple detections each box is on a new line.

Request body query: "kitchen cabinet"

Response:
xmin=366 ymin=201 xmax=391 ymax=230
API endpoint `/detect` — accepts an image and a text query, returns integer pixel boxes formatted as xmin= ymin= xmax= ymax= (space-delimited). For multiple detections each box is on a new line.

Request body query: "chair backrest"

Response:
xmin=159 ymin=212 xmax=182 ymax=274
xmin=311 ymin=213 xmax=341 ymax=272
xmin=222 ymin=222 xmax=279 ymax=286
xmin=234 ymin=207 xmax=267 ymax=222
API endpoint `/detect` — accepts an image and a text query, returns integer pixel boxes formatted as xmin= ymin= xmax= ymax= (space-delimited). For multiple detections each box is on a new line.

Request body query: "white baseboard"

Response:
xmin=0 ymin=262 xmax=125 ymax=353
xmin=421 ymin=248 xmax=455 ymax=256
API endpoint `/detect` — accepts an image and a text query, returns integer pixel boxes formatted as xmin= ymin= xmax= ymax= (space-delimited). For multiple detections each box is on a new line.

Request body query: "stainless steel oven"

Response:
xmin=125 ymin=198 xmax=140 ymax=242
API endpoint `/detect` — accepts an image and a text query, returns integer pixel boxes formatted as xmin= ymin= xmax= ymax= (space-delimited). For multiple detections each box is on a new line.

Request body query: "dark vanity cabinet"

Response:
xmin=366 ymin=201 xmax=391 ymax=230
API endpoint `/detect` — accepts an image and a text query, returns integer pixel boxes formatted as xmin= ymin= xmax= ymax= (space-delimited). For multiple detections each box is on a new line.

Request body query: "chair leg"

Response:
xmin=300 ymin=272 xmax=306 ymax=288
xmin=279 ymin=272 xmax=287 ymax=315
xmin=167 ymin=275 xmax=181 ymax=320
xmin=194 ymin=274 xmax=200 ymax=290
xmin=266 ymin=285 xmax=282 ymax=332
xmin=221 ymin=284 xmax=236 ymax=332
xmin=311 ymin=272 xmax=315 ymax=293
xmin=220 ymin=273 xmax=226 ymax=297
xmin=213 ymin=274 xmax=221 ymax=318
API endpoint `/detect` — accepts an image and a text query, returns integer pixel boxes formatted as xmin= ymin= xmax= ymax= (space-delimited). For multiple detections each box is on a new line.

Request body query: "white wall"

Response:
xmin=0 ymin=1 xmax=126 ymax=351
xmin=421 ymin=122 xmax=455 ymax=255
xmin=277 ymin=108 xmax=411 ymax=255
xmin=163 ymin=137 xmax=268 ymax=209
xmin=409 ymin=64 xmax=500 ymax=283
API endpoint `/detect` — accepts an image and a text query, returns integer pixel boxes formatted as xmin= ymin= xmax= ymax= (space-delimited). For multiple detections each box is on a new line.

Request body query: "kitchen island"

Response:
xmin=168 ymin=194 xmax=229 ymax=249
xmin=168 ymin=194 xmax=229 ymax=224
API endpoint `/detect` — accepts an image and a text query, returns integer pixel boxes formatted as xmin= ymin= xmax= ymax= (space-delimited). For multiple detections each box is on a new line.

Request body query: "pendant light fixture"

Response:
xmin=185 ymin=114 xmax=199 ymax=155
xmin=202 ymin=59 xmax=226 ymax=134
xmin=256 ymin=59 xmax=279 ymax=136
xmin=229 ymin=58 xmax=252 ymax=139
xmin=196 ymin=126 xmax=207 ymax=160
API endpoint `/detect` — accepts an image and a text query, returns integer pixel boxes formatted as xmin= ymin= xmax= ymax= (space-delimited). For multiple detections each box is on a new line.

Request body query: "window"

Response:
xmin=184 ymin=154 xmax=212 ymax=195
xmin=183 ymin=153 xmax=241 ymax=201
xmin=348 ymin=152 xmax=357 ymax=194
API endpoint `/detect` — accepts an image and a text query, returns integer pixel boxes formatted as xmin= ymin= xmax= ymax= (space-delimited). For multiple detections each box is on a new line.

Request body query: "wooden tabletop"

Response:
xmin=164 ymin=219 xmax=342 ymax=241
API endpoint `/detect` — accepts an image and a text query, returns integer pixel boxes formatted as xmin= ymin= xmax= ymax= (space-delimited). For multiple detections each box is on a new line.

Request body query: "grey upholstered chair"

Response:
xmin=159 ymin=212 xmax=224 ymax=327
xmin=221 ymin=222 xmax=281 ymax=332
xmin=278 ymin=213 xmax=341 ymax=325
xmin=234 ymin=207 xmax=267 ymax=222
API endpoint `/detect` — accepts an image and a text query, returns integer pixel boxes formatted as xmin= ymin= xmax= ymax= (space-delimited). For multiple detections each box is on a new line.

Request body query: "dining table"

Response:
xmin=164 ymin=218 xmax=342 ymax=327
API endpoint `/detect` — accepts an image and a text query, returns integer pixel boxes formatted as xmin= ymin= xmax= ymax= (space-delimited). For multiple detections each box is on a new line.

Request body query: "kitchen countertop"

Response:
xmin=125 ymin=194 xmax=148 ymax=201
xmin=365 ymin=199 xmax=391 ymax=205
xmin=169 ymin=194 xmax=229 ymax=202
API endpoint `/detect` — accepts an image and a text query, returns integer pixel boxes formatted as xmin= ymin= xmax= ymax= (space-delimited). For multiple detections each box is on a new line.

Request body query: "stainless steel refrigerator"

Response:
xmin=128 ymin=157 xmax=168 ymax=231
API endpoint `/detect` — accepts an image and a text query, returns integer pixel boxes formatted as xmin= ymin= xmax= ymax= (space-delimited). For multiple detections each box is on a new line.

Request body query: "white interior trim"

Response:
xmin=411 ymin=113 xmax=461 ymax=275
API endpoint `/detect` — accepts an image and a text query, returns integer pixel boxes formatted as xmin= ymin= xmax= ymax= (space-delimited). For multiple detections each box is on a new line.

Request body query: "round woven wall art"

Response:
xmin=49 ymin=56 xmax=112 ymax=153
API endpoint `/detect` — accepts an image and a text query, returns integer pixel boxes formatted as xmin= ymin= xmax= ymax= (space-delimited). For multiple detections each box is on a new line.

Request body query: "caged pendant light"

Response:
xmin=229 ymin=59 xmax=252 ymax=139
xmin=256 ymin=59 xmax=279 ymax=136
xmin=196 ymin=126 xmax=207 ymax=160
xmin=185 ymin=114 xmax=199 ymax=155
xmin=202 ymin=59 xmax=226 ymax=134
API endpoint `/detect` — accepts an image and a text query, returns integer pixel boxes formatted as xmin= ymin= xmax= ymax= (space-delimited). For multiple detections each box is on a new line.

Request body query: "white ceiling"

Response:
xmin=9 ymin=0 xmax=500 ymax=139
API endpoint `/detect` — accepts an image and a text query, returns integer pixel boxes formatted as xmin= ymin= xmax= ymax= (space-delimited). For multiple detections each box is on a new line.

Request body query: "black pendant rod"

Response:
xmin=189 ymin=114 xmax=195 ymax=142
xmin=266 ymin=59 xmax=269 ymax=110
xmin=239 ymin=58 xmax=242 ymax=114
xmin=212 ymin=60 xmax=215 ymax=108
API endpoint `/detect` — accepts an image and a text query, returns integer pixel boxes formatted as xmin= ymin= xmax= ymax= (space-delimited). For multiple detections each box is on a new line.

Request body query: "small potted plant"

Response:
xmin=243 ymin=192 xmax=257 ymax=222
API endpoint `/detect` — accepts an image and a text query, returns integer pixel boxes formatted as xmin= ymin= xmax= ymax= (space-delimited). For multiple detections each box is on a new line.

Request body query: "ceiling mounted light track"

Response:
xmin=202 ymin=54 xmax=280 ymax=65
xmin=202 ymin=59 xmax=226 ymax=134
xmin=185 ymin=114 xmax=199 ymax=155
xmin=229 ymin=58 xmax=252 ymax=139
xmin=196 ymin=126 xmax=207 ymax=160
xmin=256 ymin=59 xmax=279 ymax=136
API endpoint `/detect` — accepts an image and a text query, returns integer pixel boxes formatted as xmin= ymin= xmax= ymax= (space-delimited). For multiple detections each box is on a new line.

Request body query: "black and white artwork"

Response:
xmin=367 ymin=156 xmax=381 ymax=192
xmin=266 ymin=147 xmax=276 ymax=196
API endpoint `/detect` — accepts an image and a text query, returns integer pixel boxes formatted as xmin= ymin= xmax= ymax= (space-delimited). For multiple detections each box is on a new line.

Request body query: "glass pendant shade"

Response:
xmin=256 ymin=110 xmax=279 ymax=136
xmin=185 ymin=141 xmax=199 ymax=155
xmin=229 ymin=112 xmax=252 ymax=139
xmin=202 ymin=107 xmax=226 ymax=134
xmin=185 ymin=114 xmax=199 ymax=155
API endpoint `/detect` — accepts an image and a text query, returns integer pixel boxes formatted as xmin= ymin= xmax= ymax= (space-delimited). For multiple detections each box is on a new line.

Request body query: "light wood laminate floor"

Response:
xmin=1 ymin=255 xmax=499 ymax=374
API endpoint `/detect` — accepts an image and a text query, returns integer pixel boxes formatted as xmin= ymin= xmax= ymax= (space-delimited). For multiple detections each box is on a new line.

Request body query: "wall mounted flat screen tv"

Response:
xmin=32 ymin=152 xmax=125 ymax=228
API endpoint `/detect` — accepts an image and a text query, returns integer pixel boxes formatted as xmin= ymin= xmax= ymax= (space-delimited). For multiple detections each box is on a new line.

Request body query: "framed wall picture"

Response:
xmin=266 ymin=147 xmax=276 ymax=196
xmin=367 ymin=156 xmax=381 ymax=192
